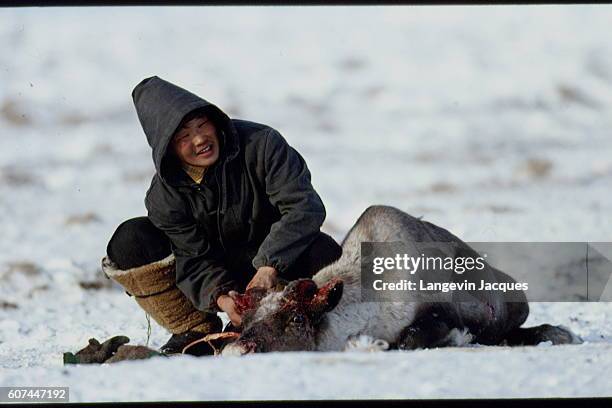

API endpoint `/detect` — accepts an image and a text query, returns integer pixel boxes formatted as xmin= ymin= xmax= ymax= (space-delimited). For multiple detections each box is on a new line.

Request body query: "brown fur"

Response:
xmin=102 ymin=255 xmax=219 ymax=334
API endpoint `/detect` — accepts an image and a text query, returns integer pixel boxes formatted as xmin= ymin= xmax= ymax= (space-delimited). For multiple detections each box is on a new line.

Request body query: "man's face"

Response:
xmin=170 ymin=115 xmax=220 ymax=168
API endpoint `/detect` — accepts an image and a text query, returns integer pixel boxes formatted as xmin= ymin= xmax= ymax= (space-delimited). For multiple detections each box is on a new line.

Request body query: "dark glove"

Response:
xmin=104 ymin=345 xmax=164 ymax=363
xmin=63 ymin=336 xmax=130 ymax=364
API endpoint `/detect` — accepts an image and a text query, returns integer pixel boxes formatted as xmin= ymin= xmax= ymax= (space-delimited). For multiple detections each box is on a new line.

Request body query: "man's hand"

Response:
xmin=246 ymin=266 xmax=278 ymax=291
xmin=216 ymin=294 xmax=242 ymax=327
xmin=217 ymin=267 xmax=278 ymax=327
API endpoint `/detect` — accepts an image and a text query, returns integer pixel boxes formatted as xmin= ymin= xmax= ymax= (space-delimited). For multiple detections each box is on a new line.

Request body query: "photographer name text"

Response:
xmin=370 ymin=254 xmax=529 ymax=293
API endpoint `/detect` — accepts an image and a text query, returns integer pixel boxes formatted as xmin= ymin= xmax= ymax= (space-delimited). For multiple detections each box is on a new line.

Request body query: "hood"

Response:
xmin=132 ymin=76 xmax=238 ymax=185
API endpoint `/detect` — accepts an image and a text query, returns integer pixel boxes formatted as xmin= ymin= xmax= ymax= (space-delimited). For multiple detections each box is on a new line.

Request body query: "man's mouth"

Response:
xmin=196 ymin=143 xmax=213 ymax=156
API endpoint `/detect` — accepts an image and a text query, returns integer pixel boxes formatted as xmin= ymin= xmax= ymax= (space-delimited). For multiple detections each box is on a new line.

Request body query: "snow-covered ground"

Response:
xmin=0 ymin=5 xmax=611 ymax=401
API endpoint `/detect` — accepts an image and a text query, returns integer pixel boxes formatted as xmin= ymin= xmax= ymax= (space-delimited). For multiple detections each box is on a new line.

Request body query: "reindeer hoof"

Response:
xmin=538 ymin=324 xmax=583 ymax=345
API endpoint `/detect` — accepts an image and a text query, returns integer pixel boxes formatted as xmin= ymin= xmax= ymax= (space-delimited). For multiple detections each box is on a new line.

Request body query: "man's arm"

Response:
xmin=251 ymin=128 xmax=326 ymax=276
xmin=145 ymin=179 xmax=237 ymax=313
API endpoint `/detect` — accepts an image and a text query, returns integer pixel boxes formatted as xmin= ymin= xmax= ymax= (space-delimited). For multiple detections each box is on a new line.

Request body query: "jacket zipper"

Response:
xmin=215 ymin=165 xmax=226 ymax=251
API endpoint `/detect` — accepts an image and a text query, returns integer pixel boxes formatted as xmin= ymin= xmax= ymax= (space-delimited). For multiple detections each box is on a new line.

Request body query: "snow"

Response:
xmin=0 ymin=5 xmax=611 ymax=401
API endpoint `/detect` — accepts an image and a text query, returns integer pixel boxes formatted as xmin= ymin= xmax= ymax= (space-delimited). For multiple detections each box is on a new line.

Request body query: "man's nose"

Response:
xmin=192 ymin=131 xmax=207 ymax=145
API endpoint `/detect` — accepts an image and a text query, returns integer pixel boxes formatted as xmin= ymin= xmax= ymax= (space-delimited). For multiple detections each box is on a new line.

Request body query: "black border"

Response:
xmin=0 ymin=2 xmax=609 ymax=406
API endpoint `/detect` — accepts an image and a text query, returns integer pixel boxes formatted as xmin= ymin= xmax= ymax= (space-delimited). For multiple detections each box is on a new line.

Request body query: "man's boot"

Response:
xmin=102 ymin=254 xmax=222 ymax=356
xmin=159 ymin=312 xmax=222 ymax=355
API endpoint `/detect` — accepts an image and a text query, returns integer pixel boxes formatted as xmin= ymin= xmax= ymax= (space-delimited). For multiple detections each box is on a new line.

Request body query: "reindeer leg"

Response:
xmin=503 ymin=324 xmax=582 ymax=346
xmin=394 ymin=304 xmax=471 ymax=350
xmin=395 ymin=318 xmax=453 ymax=350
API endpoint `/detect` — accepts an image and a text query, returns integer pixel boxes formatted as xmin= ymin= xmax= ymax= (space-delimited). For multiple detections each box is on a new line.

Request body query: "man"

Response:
xmin=103 ymin=76 xmax=342 ymax=354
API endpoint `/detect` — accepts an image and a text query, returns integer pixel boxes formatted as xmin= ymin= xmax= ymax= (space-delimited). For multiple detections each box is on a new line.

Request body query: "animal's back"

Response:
xmin=314 ymin=205 xmax=462 ymax=286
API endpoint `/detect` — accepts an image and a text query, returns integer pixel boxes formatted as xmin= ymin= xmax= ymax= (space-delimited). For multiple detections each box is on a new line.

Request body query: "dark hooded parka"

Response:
xmin=132 ymin=76 xmax=326 ymax=314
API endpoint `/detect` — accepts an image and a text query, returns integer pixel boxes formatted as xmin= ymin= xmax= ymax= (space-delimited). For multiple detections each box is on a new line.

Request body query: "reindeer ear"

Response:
xmin=284 ymin=279 xmax=318 ymax=302
xmin=309 ymin=278 xmax=344 ymax=318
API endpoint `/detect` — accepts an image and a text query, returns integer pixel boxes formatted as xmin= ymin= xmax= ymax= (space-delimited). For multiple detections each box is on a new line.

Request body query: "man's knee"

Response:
xmin=286 ymin=232 xmax=342 ymax=280
xmin=309 ymin=232 xmax=342 ymax=269
xmin=106 ymin=217 xmax=172 ymax=270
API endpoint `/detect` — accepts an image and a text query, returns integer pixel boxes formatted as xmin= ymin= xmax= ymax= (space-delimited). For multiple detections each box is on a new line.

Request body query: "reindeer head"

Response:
xmin=222 ymin=278 xmax=344 ymax=355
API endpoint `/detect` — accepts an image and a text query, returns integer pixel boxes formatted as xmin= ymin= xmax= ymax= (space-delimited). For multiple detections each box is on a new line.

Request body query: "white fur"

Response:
xmin=344 ymin=335 xmax=389 ymax=352
xmin=313 ymin=283 xmax=419 ymax=351
xmin=309 ymin=245 xmax=420 ymax=351
xmin=101 ymin=254 xmax=175 ymax=277
xmin=250 ymin=292 xmax=284 ymax=323
xmin=221 ymin=343 xmax=246 ymax=357
xmin=443 ymin=328 xmax=474 ymax=347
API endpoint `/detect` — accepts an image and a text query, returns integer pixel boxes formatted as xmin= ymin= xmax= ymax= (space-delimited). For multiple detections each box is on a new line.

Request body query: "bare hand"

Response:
xmin=216 ymin=294 xmax=242 ymax=327
xmin=246 ymin=266 xmax=278 ymax=291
